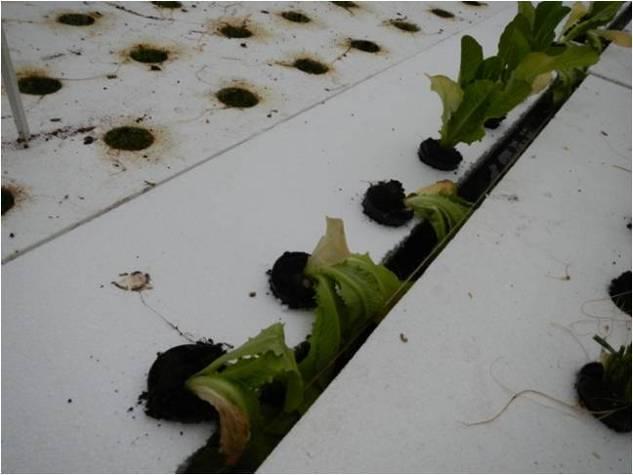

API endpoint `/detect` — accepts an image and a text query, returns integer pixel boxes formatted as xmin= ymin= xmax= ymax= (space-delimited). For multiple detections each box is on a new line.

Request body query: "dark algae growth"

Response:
xmin=152 ymin=1 xmax=182 ymax=8
xmin=332 ymin=1 xmax=358 ymax=9
xmin=609 ymin=271 xmax=631 ymax=315
xmin=2 ymin=187 xmax=15 ymax=215
xmin=362 ymin=180 xmax=413 ymax=227
xmin=418 ymin=138 xmax=463 ymax=171
xmin=281 ymin=11 xmax=311 ymax=23
xmin=269 ymin=251 xmax=316 ymax=309
xmin=216 ymin=87 xmax=259 ymax=108
xmin=576 ymin=337 xmax=631 ymax=433
xmin=145 ymin=341 xmax=226 ymax=422
xmin=293 ymin=58 xmax=329 ymax=75
xmin=18 ymin=76 xmax=62 ymax=95
xmin=57 ymin=13 xmax=95 ymax=26
xmin=130 ymin=45 xmax=169 ymax=63
xmin=430 ymin=8 xmax=455 ymax=19
xmin=219 ymin=24 xmax=253 ymax=38
xmin=350 ymin=39 xmax=380 ymax=53
xmin=104 ymin=126 xmax=154 ymax=151
xmin=390 ymin=19 xmax=420 ymax=32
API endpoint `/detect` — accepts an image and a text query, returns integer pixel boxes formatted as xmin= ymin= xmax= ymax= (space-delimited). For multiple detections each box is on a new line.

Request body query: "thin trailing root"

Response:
xmin=461 ymin=389 xmax=581 ymax=427
xmin=461 ymin=389 xmax=630 ymax=427
xmin=139 ymin=292 xmax=196 ymax=343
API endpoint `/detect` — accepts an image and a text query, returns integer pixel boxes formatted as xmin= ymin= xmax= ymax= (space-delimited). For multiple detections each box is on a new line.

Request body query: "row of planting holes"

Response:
xmin=1 ymin=1 xmax=485 ymax=214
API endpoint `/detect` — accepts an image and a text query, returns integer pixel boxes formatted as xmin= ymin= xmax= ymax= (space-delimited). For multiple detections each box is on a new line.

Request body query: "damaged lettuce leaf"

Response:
xmin=404 ymin=180 xmax=472 ymax=242
xmin=186 ymin=323 xmax=303 ymax=466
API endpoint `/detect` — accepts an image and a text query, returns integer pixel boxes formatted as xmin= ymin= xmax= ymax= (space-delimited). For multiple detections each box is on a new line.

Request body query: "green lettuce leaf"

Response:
xmin=404 ymin=180 xmax=472 ymax=241
xmin=440 ymin=80 xmax=496 ymax=147
xmin=531 ymin=1 xmax=571 ymax=50
xmin=458 ymin=35 xmax=484 ymax=86
xmin=301 ymin=218 xmax=404 ymax=385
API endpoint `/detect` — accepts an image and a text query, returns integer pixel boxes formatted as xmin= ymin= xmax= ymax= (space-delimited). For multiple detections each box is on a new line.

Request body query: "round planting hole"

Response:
xmin=57 ymin=13 xmax=95 ymax=26
xmin=293 ymin=58 xmax=329 ymax=75
xmin=216 ymin=87 xmax=259 ymax=108
xmin=390 ymin=19 xmax=420 ymax=32
xmin=104 ymin=126 xmax=155 ymax=151
xmin=151 ymin=1 xmax=182 ymax=8
xmin=219 ymin=24 xmax=253 ymax=38
xmin=2 ymin=187 xmax=15 ymax=215
xmin=350 ymin=39 xmax=380 ymax=53
xmin=18 ymin=76 xmax=62 ymax=96
xmin=130 ymin=46 xmax=169 ymax=64
xmin=332 ymin=1 xmax=358 ymax=9
xmin=281 ymin=11 xmax=311 ymax=23
xmin=430 ymin=8 xmax=455 ymax=18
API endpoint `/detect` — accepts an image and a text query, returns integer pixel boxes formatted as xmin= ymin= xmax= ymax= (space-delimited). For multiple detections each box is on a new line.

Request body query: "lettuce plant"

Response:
xmin=553 ymin=2 xmax=631 ymax=102
xmin=186 ymin=323 xmax=303 ymax=466
xmin=184 ymin=218 xmax=405 ymax=470
xmin=593 ymin=335 xmax=631 ymax=405
xmin=427 ymin=2 xmax=600 ymax=151
xmin=300 ymin=218 xmax=404 ymax=388
xmin=404 ymin=180 xmax=472 ymax=242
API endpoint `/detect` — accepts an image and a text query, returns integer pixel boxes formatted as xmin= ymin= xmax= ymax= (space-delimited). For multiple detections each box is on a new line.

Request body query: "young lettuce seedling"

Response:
xmin=576 ymin=335 xmax=631 ymax=433
xmin=404 ymin=180 xmax=472 ymax=243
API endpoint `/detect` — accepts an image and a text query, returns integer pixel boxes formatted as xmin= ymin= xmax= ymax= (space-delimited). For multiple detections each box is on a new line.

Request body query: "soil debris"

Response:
xmin=112 ymin=271 xmax=152 ymax=292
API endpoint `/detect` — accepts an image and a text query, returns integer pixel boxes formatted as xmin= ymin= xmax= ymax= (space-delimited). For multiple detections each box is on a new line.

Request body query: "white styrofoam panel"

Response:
xmin=1 ymin=1 xmax=511 ymax=261
xmin=1 ymin=5 xmax=545 ymax=473
xmin=260 ymin=76 xmax=632 ymax=473
xmin=589 ymin=21 xmax=632 ymax=88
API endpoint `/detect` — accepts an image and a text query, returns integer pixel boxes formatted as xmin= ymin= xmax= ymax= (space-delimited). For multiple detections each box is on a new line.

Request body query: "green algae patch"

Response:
xmin=18 ymin=76 xmax=62 ymax=95
xmin=2 ymin=187 xmax=15 ymax=215
xmin=293 ymin=58 xmax=329 ymax=75
xmin=152 ymin=1 xmax=182 ymax=8
xmin=219 ymin=24 xmax=253 ymax=38
xmin=281 ymin=11 xmax=311 ymax=23
xmin=130 ymin=45 xmax=169 ymax=64
xmin=430 ymin=8 xmax=455 ymax=19
xmin=350 ymin=39 xmax=380 ymax=53
xmin=57 ymin=13 xmax=95 ymax=26
xmin=104 ymin=126 xmax=155 ymax=151
xmin=390 ymin=19 xmax=420 ymax=32
xmin=216 ymin=87 xmax=259 ymax=108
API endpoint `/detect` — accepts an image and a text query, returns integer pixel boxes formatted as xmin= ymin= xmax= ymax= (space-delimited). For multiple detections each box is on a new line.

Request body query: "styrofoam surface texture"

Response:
xmin=589 ymin=21 xmax=632 ymax=88
xmin=1 ymin=4 xmax=545 ymax=473
xmin=1 ymin=1 xmax=511 ymax=261
xmin=260 ymin=75 xmax=632 ymax=473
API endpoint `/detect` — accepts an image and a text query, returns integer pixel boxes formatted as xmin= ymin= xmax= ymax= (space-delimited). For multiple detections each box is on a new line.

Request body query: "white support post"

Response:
xmin=1 ymin=27 xmax=30 ymax=143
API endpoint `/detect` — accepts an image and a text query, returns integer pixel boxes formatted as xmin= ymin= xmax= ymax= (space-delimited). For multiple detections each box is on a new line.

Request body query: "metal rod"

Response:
xmin=1 ymin=26 xmax=30 ymax=143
